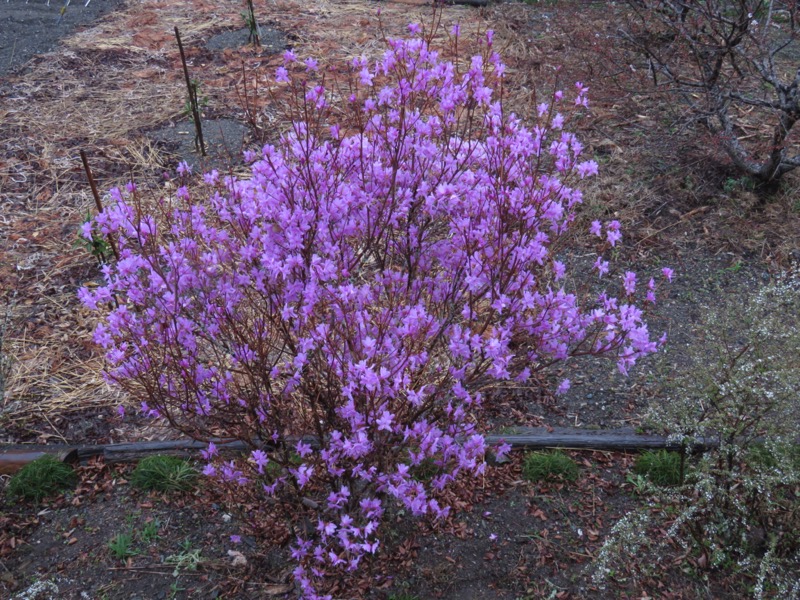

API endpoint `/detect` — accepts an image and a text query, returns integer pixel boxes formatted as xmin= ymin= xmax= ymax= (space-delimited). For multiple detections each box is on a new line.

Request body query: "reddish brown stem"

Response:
xmin=79 ymin=150 xmax=120 ymax=262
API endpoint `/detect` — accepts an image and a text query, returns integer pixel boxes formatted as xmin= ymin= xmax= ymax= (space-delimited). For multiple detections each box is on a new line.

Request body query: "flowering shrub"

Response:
xmin=596 ymin=268 xmax=800 ymax=599
xmin=81 ymin=24 xmax=664 ymax=598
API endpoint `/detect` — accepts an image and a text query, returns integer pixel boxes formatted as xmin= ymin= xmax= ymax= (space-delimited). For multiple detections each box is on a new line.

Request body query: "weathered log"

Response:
xmin=0 ymin=440 xmax=248 ymax=475
xmin=0 ymin=449 xmax=78 ymax=475
xmin=485 ymin=427 xmax=717 ymax=452
xmin=0 ymin=428 xmax=714 ymax=475
xmin=445 ymin=0 xmax=489 ymax=6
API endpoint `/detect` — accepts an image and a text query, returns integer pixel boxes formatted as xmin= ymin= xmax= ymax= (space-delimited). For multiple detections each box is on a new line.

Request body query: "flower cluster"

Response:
xmin=81 ymin=25 xmax=664 ymax=598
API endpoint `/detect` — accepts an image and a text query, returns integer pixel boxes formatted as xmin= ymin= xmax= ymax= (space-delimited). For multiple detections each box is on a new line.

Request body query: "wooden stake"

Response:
xmin=174 ymin=27 xmax=206 ymax=156
xmin=79 ymin=150 xmax=120 ymax=262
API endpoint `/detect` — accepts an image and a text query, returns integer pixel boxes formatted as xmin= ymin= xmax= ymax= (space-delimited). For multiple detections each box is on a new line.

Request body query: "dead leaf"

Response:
xmin=264 ymin=584 xmax=293 ymax=595
xmin=227 ymin=549 xmax=247 ymax=568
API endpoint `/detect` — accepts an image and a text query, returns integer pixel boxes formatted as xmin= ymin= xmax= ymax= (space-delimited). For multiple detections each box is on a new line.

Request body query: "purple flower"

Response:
xmin=296 ymin=440 xmax=313 ymax=457
xmin=494 ymin=442 xmax=512 ymax=462
xmin=607 ymin=229 xmax=622 ymax=247
xmin=80 ymin=221 xmax=94 ymax=241
xmin=623 ymin=271 xmax=636 ymax=296
xmin=251 ymin=449 xmax=269 ymax=474
xmin=79 ymin=29 xmax=663 ymax=600
xmin=577 ymin=160 xmax=598 ymax=178
xmin=594 ymin=256 xmax=609 ymax=277
xmin=553 ymin=260 xmax=566 ymax=281
xmin=359 ymin=67 xmax=373 ymax=87
xmin=230 ymin=535 xmax=241 ymax=544
xmin=203 ymin=170 xmax=219 ymax=185
xmin=292 ymin=464 xmax=314 ymax=489
xmin=376 ymin=410 xmax=394 ymax=432
xmin=201 ymin=442 xmax=218 ymax=460
xmin=662 ymin=267 xmax=674 ymax=282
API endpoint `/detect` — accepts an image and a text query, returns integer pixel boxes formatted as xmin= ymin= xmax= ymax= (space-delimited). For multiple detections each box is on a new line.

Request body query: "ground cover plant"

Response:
xmin=79 ymin=20 xmax=668 ymax=598
xmin=522 ymin=450 xmax=579 ymax=483
xmin=6 ymin=455 xmax=78 ymax=502
xmin=130 ymin=455 xmax=198 ymax=493
xmin=633 ymin=449 xmax=683 ymax=486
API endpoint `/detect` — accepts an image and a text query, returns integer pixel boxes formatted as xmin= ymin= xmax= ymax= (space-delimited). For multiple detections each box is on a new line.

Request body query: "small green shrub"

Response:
xmin=108 ymin=532 xmax=137 ymax=561
xmin=140 ymin=519 xmax=161 ymax=544
xmin=522 ymin=450 xmax=578 ymax=483
xmin=6 ymin=455 xmax=77 ymax=502
xmin=634 ymin=450 xmax=683 ymax=486
xmin=130 ymin=456 xmax=197 ymax=492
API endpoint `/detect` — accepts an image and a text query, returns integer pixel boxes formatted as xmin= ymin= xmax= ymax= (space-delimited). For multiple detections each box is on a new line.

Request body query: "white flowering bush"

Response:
xmin=597 ymin=268 xmax=800 ymax=598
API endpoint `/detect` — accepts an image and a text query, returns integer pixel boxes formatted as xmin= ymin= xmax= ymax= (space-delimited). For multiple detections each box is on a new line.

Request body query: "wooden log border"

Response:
xmin=0 ymin=427 xmax=715 ymax=475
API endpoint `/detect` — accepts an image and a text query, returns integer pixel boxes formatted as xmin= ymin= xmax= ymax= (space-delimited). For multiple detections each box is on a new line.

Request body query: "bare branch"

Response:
xmin=623 ymin=0 xmax=800 ymax=182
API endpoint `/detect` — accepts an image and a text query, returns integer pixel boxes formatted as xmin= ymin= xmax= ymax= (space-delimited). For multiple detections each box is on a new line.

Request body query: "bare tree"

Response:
xmin=624 ymin=1 xmax=800 ymax=183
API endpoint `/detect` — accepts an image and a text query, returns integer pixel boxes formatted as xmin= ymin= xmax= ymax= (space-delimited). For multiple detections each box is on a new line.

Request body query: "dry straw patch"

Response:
xmin=0 ymin=0 xmax=243 ymax=438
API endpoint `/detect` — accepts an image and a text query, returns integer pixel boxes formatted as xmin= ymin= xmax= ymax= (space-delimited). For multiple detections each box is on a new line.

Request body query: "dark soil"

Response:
xmin=0 ymin=0 xmax=126 ymax=77
xmin=150 ymin=118 xmax=250 ymax=172
xmin=206 ymin=27 xmax=287 ymax=53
